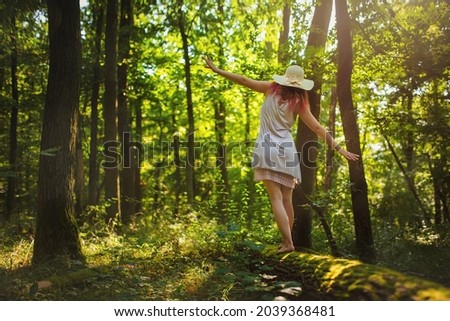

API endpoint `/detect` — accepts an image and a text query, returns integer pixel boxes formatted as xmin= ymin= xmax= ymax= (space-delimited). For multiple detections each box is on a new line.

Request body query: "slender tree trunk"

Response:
xmin=118 ymin=0 xmax=135 ymax=223
xmin=178 ymin=0 xmax=196 ymax=206
xmin=5 ymin=11 xmax=19 ymax=222
xmin=324 ymin=86 xmax=337 ymax=191
xmin=134 ymin=100 xmax=143 ymax=213
xmin=33 ymin=0 xmax=84 ymax=264
xmin=214 ymin=0 xmax=228 ymax=219
xmin=335 ymin=0 xmax=374 ymax=262
xmin=278 ymin=0 xmax=291 ymax=64
xmin=293 ymin=0 xmax=332 ymax=248
xmin=173 ymin=131 xmax=181 ymax=216
xmin=427 ymin=156 xmax=442 ymax=225
xmin=404 ymin=91 xmax=414 ymax=176
xmin=383 ymin=134 xmax=431 ymax=224
xmin=244 ymin=94 xmax=256 ymax=225
xmin=152 ymin=113 xmax=164 ymax=213
xmin=104 ymin=0 xmax=121 ymax=223
xmin=294 ymin=187 xmax=340 ymax=256
xmin=171 ymin=90 xmax=181 ymax=216
xmin=88 ymin=0 xmax=104 ymax=206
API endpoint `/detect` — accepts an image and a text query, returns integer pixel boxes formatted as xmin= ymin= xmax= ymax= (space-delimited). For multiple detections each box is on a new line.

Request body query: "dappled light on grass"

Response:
xmin=2 ymin=212 xmax=450 ymax=300
xmin=0 ymin=239 xmax=33 ymax=271
xmin=0 ymin=212 xmax=298 ymax=300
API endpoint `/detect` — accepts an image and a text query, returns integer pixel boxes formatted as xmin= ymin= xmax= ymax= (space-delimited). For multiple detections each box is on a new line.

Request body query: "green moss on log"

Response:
xmin=260 ymin=246 xmax=450 ymax=301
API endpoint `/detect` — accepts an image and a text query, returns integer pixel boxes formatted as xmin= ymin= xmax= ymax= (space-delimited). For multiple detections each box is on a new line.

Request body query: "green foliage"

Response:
xmin=1 ymin=214 xmax=300 ymax=300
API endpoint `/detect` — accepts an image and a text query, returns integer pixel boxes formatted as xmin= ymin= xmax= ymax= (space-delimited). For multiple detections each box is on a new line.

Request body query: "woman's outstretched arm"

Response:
xmin=299 ymin=106 xmax=360 ymax=161
xmin=203 ymin=56 xmax=271 ymax=94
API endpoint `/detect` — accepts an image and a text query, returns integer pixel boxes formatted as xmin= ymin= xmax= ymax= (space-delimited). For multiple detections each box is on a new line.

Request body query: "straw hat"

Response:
xmin=273 ymin=65 xmax=314 ymax=91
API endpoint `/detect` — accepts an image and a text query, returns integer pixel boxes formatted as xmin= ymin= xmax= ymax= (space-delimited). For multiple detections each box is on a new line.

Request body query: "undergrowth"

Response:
xmin=0 ymin=212 xmax=300 ymax=301
xmin=1 ymin=207 xmax=450 ymax=301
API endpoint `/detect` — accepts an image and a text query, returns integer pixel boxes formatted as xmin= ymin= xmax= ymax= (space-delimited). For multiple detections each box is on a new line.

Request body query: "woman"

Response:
xmin=203 ymin=57 xmax=359 ymax=254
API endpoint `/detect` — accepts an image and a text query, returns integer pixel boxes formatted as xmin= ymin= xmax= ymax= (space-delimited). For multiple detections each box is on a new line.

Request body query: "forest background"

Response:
xmin=0 ymin=0 xmax=449 ymax=300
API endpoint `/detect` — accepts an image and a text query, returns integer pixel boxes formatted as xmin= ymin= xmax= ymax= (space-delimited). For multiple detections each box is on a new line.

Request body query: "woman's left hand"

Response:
xmin=338 ymin=148 xmax=360 ymax=161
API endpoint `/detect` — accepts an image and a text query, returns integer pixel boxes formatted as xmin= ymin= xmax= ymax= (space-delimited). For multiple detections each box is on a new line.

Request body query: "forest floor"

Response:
xmin=1 ymin=218 xmax=450 ymax=301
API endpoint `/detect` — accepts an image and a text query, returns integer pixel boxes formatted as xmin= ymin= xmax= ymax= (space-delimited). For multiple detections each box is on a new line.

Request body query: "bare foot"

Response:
xmin=277 ymin=244 xmax=295 ymax=254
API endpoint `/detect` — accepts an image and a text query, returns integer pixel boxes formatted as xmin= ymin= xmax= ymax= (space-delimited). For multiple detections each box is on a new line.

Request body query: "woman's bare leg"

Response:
xmin=263 ymin=180 xmax=294 ymax=253
xmin=281 ymin=184 xmax=294 ymax=232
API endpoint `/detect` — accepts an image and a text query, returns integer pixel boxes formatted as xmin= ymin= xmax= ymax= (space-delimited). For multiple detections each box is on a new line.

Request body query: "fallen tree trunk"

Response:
xmin=260 ymin=246 xmax=450 ymax=300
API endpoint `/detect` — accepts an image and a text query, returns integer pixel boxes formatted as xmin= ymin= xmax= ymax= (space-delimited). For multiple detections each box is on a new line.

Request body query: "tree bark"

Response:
xmin=104 ymin=0 xmax=121 ymax=223
xmin=32 ymin=0 xmax=84 ymax=264
xmin=118 ymin=0 xmax=135 ymax=223
xmin=404 ymin=91 xmax=415 ymax=176
xmin=5 ymin=10 xmax=19 ymax=221
xmin=293 ymin=0 xmax=332 ymax=248
xmin=134 ymin=100 xmax=143 ymax=214
xmin=335 ymin=0 xmax=375 ymax=262
xmin=278 ymin=0 xmax=291 ymax=64
xmin=214 ymin=0 xmax=228 ymax=219
xmin=88 ymin=0 xmax=104 ymax=206
xmin=323 ymin=86 xmax=337 ymax=191
xmin=178 ymin=0 xmax=196 ymax=206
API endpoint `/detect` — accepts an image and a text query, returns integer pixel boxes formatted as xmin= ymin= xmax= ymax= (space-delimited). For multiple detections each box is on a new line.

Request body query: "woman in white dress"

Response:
xmin=203 ymin=57 xmax=359 ymax=253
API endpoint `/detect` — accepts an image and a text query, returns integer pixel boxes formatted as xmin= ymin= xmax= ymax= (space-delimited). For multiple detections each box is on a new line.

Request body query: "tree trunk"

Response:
xmin=404 ymin=91 xmax=415 ymax=176
xmin=214 ymin=0 xmax=228 ymax=219
xmin=88 ymin=0 xmax=104 ymax=206
xmin=104 ymin=0 xmax=121 ymax=223
xmin=152 ymin=116 xmax=164 ymax=213
xmin=215 ymin=100 xmax=228 ymax=208
xmin=384 ymin=134 xmax=431 ymax=224
xmin=134 ymin=100 xmax=143 ymax=214
xmin=293 ymin=0 xmax=332 ymax=248
xmin=32 ymin=0 xmax=84 ymax=264
xmin=178 ymin=0 xmax=196 ymax=206
xmin=173 ymin=131 xmax=181 ymax=216
xmin=335 ymin=0 xmax=375 ymax=262
xmin=260 ymin=246 xmax=450 ymax=300
xmin=243 ymin=94 xmax=256 ymax=225
xmin=118 ymin=0 xmax=135 ymax=223
xmin=5 ymin=10 xmax=19 ymax=222
xmin=294 ymin=187 xmax=340 ymax=256
xmin=277 ymin=0 xmax=291 ymax=64
xmin=427 ymin=156 xmax=442 ymax=225
xmin=323 ymin=86 xmax=337 ymax=191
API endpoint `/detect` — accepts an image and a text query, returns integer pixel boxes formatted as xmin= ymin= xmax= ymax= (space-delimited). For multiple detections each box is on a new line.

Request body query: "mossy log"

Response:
xmin=260 ymin=246 xmax=450 ymax=301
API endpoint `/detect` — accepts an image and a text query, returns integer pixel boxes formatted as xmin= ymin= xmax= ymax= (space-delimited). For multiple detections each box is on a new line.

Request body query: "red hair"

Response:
xmin=268 ymin=82 xmax=310 ymax=114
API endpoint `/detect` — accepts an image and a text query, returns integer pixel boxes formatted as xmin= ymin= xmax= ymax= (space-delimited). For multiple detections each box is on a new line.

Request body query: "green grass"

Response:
xmin=0 ymin=215 xmax=299 ymax=301
xmin=1 ymin=215 xmax=450 ymax=301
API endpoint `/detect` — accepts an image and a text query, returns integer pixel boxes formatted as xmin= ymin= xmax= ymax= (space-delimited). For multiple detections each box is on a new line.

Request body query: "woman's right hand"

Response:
xmin=203 ymin=56 xmax=219 ymax=73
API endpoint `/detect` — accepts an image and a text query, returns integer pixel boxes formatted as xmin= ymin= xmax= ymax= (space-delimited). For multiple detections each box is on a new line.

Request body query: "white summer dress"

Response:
xmin=252 ymin=93 xmax=301 ymax=188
